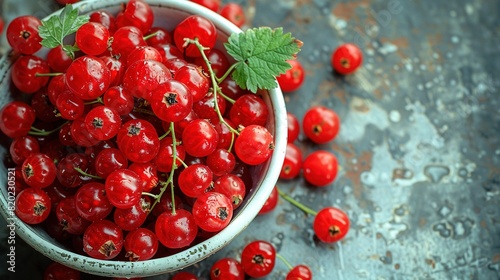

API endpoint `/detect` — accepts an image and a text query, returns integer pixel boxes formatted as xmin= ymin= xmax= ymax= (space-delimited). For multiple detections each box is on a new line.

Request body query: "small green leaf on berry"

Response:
xmin=225 ymin=27 xmax=302 ymax=93
xmin=38 ymin=4 xmax=89 ymax=58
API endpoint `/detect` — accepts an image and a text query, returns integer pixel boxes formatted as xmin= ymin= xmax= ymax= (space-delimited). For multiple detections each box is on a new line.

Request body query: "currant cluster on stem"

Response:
xmin=2 ymin=0 xmax=301 ymax=263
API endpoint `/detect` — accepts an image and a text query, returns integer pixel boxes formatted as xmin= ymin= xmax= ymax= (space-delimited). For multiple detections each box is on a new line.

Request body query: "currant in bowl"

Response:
xmin=0 ymin=0 xmax=287 ymax=277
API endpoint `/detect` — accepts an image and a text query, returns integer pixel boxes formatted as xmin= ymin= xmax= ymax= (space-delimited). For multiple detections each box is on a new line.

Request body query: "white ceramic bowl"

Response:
xmin=0 ymin=0 xmax=287 ymax=277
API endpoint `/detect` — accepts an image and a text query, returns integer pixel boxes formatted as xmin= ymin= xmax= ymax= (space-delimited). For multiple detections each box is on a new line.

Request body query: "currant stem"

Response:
xmin=141 ymin=192 xmax=158 ymax=199
xmin=158 ymin=130 xmax=171 ymax=141
xmin=143 ymin=31 xmax=160 ymax=41
xmin=276 ymin=253 xmax=294 ymax=270
xmin=216 ymin=63 xmax=237 ymax=84
xmin=35 ymin=72 xmax=63 ymax=77
xmin=84 ymin=97 xmax=103 ymax=105
xmin=74 ymin=167 xmax=102 ymax=180
xmin=29 ymin=122 xmax=69 ymax=136
xmin=184 ymin=37 xmax=239 ymax=136
xmin=277 ymin=187 xmax=318 ymax=216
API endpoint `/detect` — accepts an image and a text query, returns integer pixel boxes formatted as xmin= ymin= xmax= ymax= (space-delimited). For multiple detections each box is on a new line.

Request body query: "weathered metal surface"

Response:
xmin=1 ymin=0 xmax=499 ymax=279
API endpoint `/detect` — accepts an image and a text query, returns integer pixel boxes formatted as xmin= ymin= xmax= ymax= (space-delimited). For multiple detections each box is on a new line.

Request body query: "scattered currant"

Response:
xmin=43 ymin=262 xmax=81 ymax=280
xmin=286 ymin=264 xmax=313 ymax=280
xmin=302 ymin=150 xmax=338 ymax=187
xmin=331 ymin=43 xmax=363 ymax=75
xmin=313 ymin=207 xmax=350 ymax=243
xmin=240 ymin=240 xmax=276 ymax=278
xmin=280 ymin=143 xmax=302 ymax=180
xmin=286 ymin=112 xmax=300 ymax=143
xmin=210 ymin=257 xmax=245 ymax=280
xmin=302 ymin=106 xmax=341 ymax=144
xmin=258 ymin=186 xmax=279 ymax=215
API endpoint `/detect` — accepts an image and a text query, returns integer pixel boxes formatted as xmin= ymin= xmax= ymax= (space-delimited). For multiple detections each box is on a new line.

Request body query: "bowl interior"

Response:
xmin=0 ymin=0 xmax=287 ymax=277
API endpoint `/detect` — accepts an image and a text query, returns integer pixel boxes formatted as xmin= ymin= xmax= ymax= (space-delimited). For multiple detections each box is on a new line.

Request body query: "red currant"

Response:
xmin=124 ymin=227 xmax=158 ymax=261
xmin=302 ymin=150 xmax=338 ymax=187
xmin=331 ymin=43 xmax=363 ymax=75
xmin=213 ymin=174 xmax=246 ymax=209
xmin=114 ymin=197 xmax=150 ymax=231
xmin=83 ymin=220 xmax=123 ymax=260
xmin=234 ymin=125 xmax=274 ymax=166
xmin=110 ymin=26 xmax=147 ymax=59
xmin=15 ymin=187 xmax=51 ymax=224
xmin=6 ymin=15 xmax=42 ymax=54
xmin=277 ymin=59 xmax=305 ymax=92
xmin=75 ymin=22 xmax=110 ymax=56
xmin=56 ymin=196 xmax=91 ymax=235
xmin=313 ymin=207 xmax=350 ymax=243
xmin=286 ymin=264 xmax=313 ymax=280
xmin=174 ymin=64 xmax=210 ymax=103
xmin=75 ymin=182 xmax=113 ymax=221
xmin=155 ymin=209 xmax=198 ymax=248
xmin=43 ymin=262 xmax=81 ymax=280
xmin=46 ymin=45 xmax=72 ymax=72
xmin=103 ymin=86 xmax=135 ymax=116
xmin=302 ymin=106 xmax=340 ymax=144
xmin=171 ymin=271 xmax=198 ymax=280
xmin=55 ymin=89 xmax=85 ymax=121
xmin=206 ymin=148 xmax=235 ymax=176
xmin=105 ymin=168 xmax=142 ymax=209
xmin=190 ymin=0 xmax=221 ymax=12
xmin=286 ymin=112 xmax=300 ymax=143
xmin=258 ymin=186 xmax=278 ymax=215
xmin=22 ymin=153 xmax=57 ymax=188
xmin=0 ymin=101 xmax=36 ymax=138
xmin=9 ymin=135 xmax=40 ymax=165
xmin=178 ymin=163 xmax=213 ymax=198
xmin=240 ymin=240 xmax=276 ymax=278
xmin=229 ymin=94 xmax=269 ymax=127
xmin=280 ymin=143 xmax=302 ymax=180
xmin=84 ymin=106 xmax=122 ymax=140
xmin=192 ymin=192 xmax=233 ymax=232
xmin=153 ymin=137 xmax=186 ymax=173
xmin=220 ymin=3 xmax=246 ymax=28
xmin=89 ymin=10 xmax=117 ymax=34
xmin=56 ymin=153 xmax=93 ymax=188
xmin=182 ymin=119 xmax=219 ymax=157
xmin=210 ymin=257 xmax=245 ymax=280
xmin=94 ymin=148 xmax=128 ymax=178
xmin=11 ymin=55 xmax=50 ymax=94
xmin=65 ymin=56 xmax=111 ymax=100
xmin=122 ymin=59 xmax=172 ymax=100
xmin=115 ymin=0 xmax=154 ymax=35
xmin=128 ymin=162 xmax=158 ymax=193
xmin=174 ymin=15 xmax=217 ymax=57
xmin=117 ymin=119 xmax=160 ymax=163
xmin=150 ymin=79 xmax=193 ymax=122
xmin=145 ymin=26 xmax=172 ymax=46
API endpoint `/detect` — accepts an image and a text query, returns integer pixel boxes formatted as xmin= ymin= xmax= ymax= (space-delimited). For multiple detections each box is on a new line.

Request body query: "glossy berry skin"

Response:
xmin=155 ymin=209 xmax=198 ymax=249
xmin=117 ymin=119 xmax=160 ymax=163
xmin=126 ymin=45 xmax=163 ymax=66
xmin=234 ymin=125 xmax=274 ymax=166
xmin=193 ymin=48 xmax=230 ymax=78
xmin=103 ymin=86 xmax=135 ymax=116
xmin=83 ymin=220 xmax=123 ymax=260
xmin=65 ymin=56 xmax=111 ymax=100
xmin=56 ymin=153 xmax=92 ymax=188
xmin=313 ymin=207 xmax=350 ymax=243
xmin=229 ymin=94 xmax=269 ymax=127
xmin=182 ymin=119 xmax=219 ymax=157
xmin=11 ymin=55 xmax=50 ymax=94
xmin=210 ymin=257 xmax=245 ymax=280
xmin=9 ymin=135 xmax=40 ymax=165
xmin=85 ymin=106 xmax=122 ymax=140
xmin=174 ymin=15 xmax=217 ymax=57
xmin=286 ymin=264 xmax=313 ymax=280
xmin=277 ymin=59 xmax=305 ymax=92
xmin=6 ymin=15 xmax=42 ymax=54
xmin=258 ymin=186 xmax=278 ymax=215
xmin=100 ymin=55 xmax=125 ymax=87
xmin=153 ymin=137 xmax=186 ymax=173
xmin=331 ymin=43 xmax=363 ymax=75
xmin=15 ymin=188 xmax=51 ymax=224
xmin=22 ymin=153 xmax=57 ymax=189
xmin=302 ymin=150 xmax=338 ymax=187
xmin=240 ymin=240 xmax=276 ymax=278
xmin=280 ymin=143 xmax=302 ymax=180
xmin=127 ymin=162 xmax=158 ymax=192
xmin=122 ymin=59 xmax=172 ymax=100
xmin=114 ymin=197 xmax=150 ymax=231
xmin=174 ymin=64 xmax=210 ymax=102
xmin=220 ymin=3 xmax=246 ymax=28
xmin=178 ymin=163 xmax=213 ymax=198
xmin=213 ymin=174 xmax=246 ymax=209
xmin=0 ymin=101 xmax=36 ymax=138
xmin=46 ymin=45 xmax=73 ymax=72
xmin=55 ymin=89 xmax=85 ymax=121
xmin=89 ymin=10 xmax=117 ymax=34
xmin=105 ymin=169 xmax=142 ymax=209
xmin=172 ymin=271 xmax=198 ymax=280
xmin=69 ymin=117 xmax=102 ymax=147
xmin=110 ymin=26 xmax=147 ymax=59
xmin=190 ymin=0 xmax=221 ymax=12
xmin=302 ymin=106 xmax=340 ymax=144
xmin=124 ymin=227 xmax=158 ymax=261
xmin=56 ymin=197 xmax=91 ymax=235
xmin=75 ymin=182 xmax=113 ymax=221
xmin=145 ymin=27 xmax=172 ymax=46
xmin=192 ymin=192 xmax=233 ymax=232
xmin=286 ymin=113 xmax=300 ymax=143
xmin=43 ymin=262 xmax=81 ymax=280
xmin=94 ymin=148 xmax=128 ymax=178
xmin=151 ymin=79 xmax=193 ymax=122
xmin=115 ymin=0 xmax=154 ymax=35
xmin=75 ymin=22 xmax=110 ymax=55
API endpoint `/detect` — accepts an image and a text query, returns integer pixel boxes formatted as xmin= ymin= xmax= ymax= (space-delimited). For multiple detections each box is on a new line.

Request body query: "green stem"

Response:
xmin=74 ymin=167 xmax=102 ymax=180
xmin=158 ymin=130 xmax=171 ymax=141
xmin=142 ymin=192 xmax=158 ymax=199
xmin=35 ymin=72 xmax=63 ymax=77
xmin=277 ymin=187 xmax=318 ymax=216
xmin=276 ymin=253 xmax=294 ymax=270
xmin=216 ymin=63 xmax=237 ymax=84
xmin=217 ymin=88 xmax=236 ymax=105
xmin=184 ymin=37 xmax=240 ymax=136
xmin=84 ymin=97 xmax=103 ymax=105
xmin=143 ymin=31 xmax=160 ymax=41
xmin=29 ymin=122 xmax=69 ymax=136
xmin=149 ymin=122 xmax=179 ymax=215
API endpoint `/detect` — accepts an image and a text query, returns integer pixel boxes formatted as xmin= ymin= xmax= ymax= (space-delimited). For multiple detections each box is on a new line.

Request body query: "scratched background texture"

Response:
xmin=1 ymin=0 xmax=499 ymax=279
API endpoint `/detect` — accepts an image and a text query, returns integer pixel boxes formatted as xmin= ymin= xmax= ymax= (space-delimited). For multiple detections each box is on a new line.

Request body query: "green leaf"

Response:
xmin=38 ymin=4 xmax=89 ymax=54
xmin=224 ymin=27 xmax=302 ymax=93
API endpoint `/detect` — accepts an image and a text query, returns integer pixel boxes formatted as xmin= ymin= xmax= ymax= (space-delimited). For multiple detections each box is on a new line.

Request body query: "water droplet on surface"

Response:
xmin=389 ymin=110 xmax=401 ymax=122
xmin=424 ymin=165 xmax=450 ymax=183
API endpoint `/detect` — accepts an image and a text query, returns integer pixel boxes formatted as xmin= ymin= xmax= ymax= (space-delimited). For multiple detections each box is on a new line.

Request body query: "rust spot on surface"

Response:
xmin=425 ymin=258 xmax=436 ymax=269
xmin=419 ymin=217 xmax=427 ymax=228
xmin=332 ymin=0 xmax=371 ymax=20
xmin=492 ymin=254 xmax=500 ymax=264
